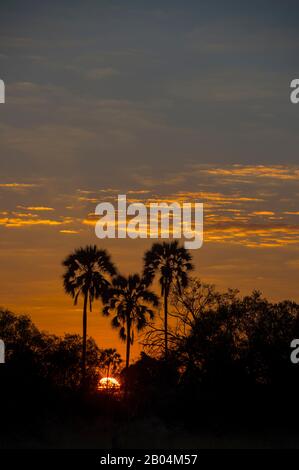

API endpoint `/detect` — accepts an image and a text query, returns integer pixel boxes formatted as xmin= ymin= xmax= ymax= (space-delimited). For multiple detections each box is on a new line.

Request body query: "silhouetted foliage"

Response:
xmin=123 ymin=352 xmax=179 ymax=417
xmin=98 ymin=348 xmax=122 ymax=379
xmin=172 ymin=284 xmax=299 ymax=391
xmin=2 ymin=267 xmax=299 ymax=446
xmin=143 ymin=241 xmax=193 ymax=358
xmin=62 ymin=245 xmax=116 ymax=385
xmin=138 ymin=278 xmax=299 ymax=427
xmin=103 ymin=274 xmax=159 ymax=368
xmin=0 ymin=308 xmax=127 ymax=448
xmin=0 ymin=308 xmax=102 ymax=392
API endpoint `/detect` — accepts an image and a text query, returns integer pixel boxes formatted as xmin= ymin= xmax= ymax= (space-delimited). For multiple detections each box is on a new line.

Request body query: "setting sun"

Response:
xmin=98 ymin=377 xmax=121 ymax=391
xmin=1 ymin=0 xmax=299 ymax=454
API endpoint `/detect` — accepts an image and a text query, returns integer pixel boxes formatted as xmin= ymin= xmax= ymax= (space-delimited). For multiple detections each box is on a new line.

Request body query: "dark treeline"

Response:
xmin=129 ymin=280 xmax=299 ymax=429
xmin=1 ymin=242 xmax=299 ymax=448
xmin=0 ymin=309 xmax=121 ymax=391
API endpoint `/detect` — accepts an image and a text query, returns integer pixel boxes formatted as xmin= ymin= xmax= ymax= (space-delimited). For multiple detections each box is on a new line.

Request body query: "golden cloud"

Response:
xmin=0 ymin=183 xmax=39 ymax=189
xmin=202 ymin=165 xmax=299 ymax=180
xmin=0 ymin=216 xmax=72 ymax=228
xmin=17 ymin=205 xmax=55 ymax=211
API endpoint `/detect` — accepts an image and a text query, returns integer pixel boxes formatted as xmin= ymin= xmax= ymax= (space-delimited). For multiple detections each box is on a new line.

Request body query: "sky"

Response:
xmin=0 ymin=0 xmax=299 ymax=359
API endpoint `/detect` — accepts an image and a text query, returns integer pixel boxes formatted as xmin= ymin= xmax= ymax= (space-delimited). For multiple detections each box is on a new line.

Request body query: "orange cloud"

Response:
xmin=251 ymin=211 xmax=275 ymax=216
xmin=202 ymin=165 xmax=299 ymax=180
xmin=17 ymin=205 xmax=55 ymax=211
xmin=0 ymin=183 xmax=39 ymax=189
xmin=204 ymin=223 xmax=299 ymax=248
xmin=0 ymin=216 xmax=71 ymax=228
xmin=59 ymin=229 xmax=79 ymax=234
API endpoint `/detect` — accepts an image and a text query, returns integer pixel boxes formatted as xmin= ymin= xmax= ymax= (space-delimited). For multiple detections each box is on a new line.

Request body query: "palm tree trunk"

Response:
xmin=82 ymin=291 xmax=88 ymax=387
xmin=126 ymin=317 xmax=131 ymax=369
xmin=164 ymin=289 xmax=168 ymax=359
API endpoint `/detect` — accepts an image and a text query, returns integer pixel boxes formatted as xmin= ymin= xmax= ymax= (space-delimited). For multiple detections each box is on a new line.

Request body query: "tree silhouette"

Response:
xmin=99 ymin=348 xmax=122 ymax=380
xmin=143 ymin=241 xmax=193 ymax=359
xmin=103 ymin=274 xmax=159 ymax=368
xmin=62 ymin=245 xmax=116 ymax=386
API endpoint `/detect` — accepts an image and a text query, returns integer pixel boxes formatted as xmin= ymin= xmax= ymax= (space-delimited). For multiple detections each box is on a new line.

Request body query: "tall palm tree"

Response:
xmin=143 ymin=241 xmax=193 ymax=359
xmin=103 ymin=274 xmax=159 ymax=369
xmin=62 ymin=245 xmax=116 ymax=386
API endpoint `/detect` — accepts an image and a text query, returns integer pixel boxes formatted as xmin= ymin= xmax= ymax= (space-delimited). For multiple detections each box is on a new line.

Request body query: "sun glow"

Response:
xmin=98 ymin=377 xmax=121 ymax=391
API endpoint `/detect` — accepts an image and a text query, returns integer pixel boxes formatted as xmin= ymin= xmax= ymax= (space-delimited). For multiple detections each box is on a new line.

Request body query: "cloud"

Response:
xmin=59 ymin=229 xmax=79 ymax=234
xmin=0 ymin=162 xmax=298 ymax=250
xmin=0 ymin=214 xmax=72 ymax=228
xmin=251 ymin=211 xmax=275 ymax=216
xmin=78 ymin=197 xmax=99 ymax=203
xmin=186 ymin=22 xmax=297 ymax=55
xmin=201 ymin=165 xmax=299 ymax=181
xmin=0 ymin=218 xmax=63 ymax=228
xmin=17 ymin=205 xmax=55 ymax=211
xmin=0 ymin=183 xmax=39 ymax=189
xmin=98 ymin=188 xmax=120 ymax=193
xmin=85 ymin=67 xmax=119 ymax=79
xmin=204 ymin=223 xmax=299 ymax=248
xmin=127 ymin=190 xmax=151 ymax=195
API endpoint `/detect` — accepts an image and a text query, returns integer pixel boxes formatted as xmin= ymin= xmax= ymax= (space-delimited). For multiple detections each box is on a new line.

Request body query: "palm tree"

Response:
xmin=99 ymin=348 xmax=122 ymax=380
xmin=103 ymin=274 xmax=159 ymax=369
xmin=62 ymin=245 xmax=116 ymax=386
xmin=143 ymin=241 xmax=193 ymax=359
